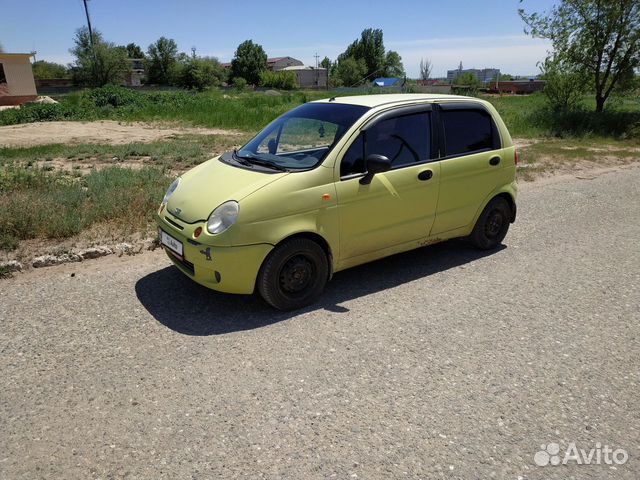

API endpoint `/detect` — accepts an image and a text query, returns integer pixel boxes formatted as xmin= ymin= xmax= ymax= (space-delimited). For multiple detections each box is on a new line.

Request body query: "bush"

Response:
xmin=539 ymin=58 xmax=586 ymax=112
xmin=176 ymin=58 xmax=226 ymax=91
xmin=232 ymin=77 xmax=247 ymax=91
xmin=259 ymin=70 xmax=298 ymax=90
xmin=85 ymin=85 xmax=147 ymax=108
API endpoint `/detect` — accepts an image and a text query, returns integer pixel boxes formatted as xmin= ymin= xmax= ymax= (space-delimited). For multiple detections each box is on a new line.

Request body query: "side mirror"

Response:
xmin=360 ymin=154 xmax=391 ymax=185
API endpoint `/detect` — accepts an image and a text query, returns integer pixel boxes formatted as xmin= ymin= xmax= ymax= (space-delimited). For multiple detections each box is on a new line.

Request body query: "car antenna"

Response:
xmin=329 ymin=96 xmax=336 ymax=102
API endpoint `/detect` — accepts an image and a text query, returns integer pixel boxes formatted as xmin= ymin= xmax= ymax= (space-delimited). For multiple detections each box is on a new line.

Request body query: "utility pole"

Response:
xmin=83 ymin=0 xmax=95 ymax=47
xmin=314 ymin=52 xmax=319 ymax=87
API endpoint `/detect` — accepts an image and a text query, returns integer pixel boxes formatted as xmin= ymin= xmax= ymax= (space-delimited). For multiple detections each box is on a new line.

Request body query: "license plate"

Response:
xmin=160 ymin=229 xmax=183 ymax=258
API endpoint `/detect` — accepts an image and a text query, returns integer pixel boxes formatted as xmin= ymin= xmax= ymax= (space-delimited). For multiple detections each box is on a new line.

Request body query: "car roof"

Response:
xmin=312 ymin=93 xmax=477 ymax=108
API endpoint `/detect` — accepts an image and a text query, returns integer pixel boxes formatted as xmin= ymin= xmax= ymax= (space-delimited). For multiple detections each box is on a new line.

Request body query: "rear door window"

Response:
xmin=441 ymin=108 xmax=498 ymax=156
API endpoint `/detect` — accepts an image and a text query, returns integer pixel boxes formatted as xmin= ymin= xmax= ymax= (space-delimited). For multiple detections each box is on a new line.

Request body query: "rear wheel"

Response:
xmin=470 ymin=197 xmax=511 ymax=250
xmin=258 ymin=238 xmax=329 ymax=311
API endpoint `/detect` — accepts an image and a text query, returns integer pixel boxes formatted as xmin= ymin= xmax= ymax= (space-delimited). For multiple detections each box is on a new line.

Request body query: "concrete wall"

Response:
xmin=294 ymin=69 xmax=327 ymax=88
xmin=0 ymin=55 xmax=37 ymax=97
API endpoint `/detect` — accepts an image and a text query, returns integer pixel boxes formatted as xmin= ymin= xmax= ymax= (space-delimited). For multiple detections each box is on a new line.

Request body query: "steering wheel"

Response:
xmin=390 ymin=134 xmax=420 ymax=163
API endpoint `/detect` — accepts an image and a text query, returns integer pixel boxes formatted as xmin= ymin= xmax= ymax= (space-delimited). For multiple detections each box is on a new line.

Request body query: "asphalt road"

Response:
xmin=1 ymin=167 xmax=639 ymax=479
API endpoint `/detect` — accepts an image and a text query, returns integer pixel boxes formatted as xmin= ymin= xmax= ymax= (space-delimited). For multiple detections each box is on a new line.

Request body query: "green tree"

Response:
xmin=337 ymin=28 xmax=405 ymax=81
xmin=125 ymin=43 xmax=145 ymax=59
xmin=539 ymin=57 xmax=586 ymax=111
xmin=230 ymin=40 xmax=267 ymax=86
xmin=32 ymin=61 xmax=69 ymax=79
xmin=176 ymin=56 xmax=226 ymax=90
xmin=338 ymin=28 xmax=386 ymax=79
xmin=335 ymin=56 xmax=367 ymax=87
xmin=498 ymin=73 xmax=513 ymax=81
xmin=453 ymin=71 xmax=482 ymax=95
xmin=320 ymin=56 xmax=331 ymax=70
xmin=454 ymin=72 xmax=481 ymax=86
xmin=146 ymin=37 xmax=179 ymax=84
xmin=520 ymin=0 xmax=640 ymax=112
xmin=70 ymin=27 xmax=130 ymax=87
xmin=384 ymin=50 xmax=405 ymax=77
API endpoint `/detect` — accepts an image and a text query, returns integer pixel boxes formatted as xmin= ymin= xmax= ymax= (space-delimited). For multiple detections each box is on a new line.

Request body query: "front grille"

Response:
xmin=166 ymin=250 xmax=195 ymax=275
xmin=164 ymin=216 xmax=184 ymax=230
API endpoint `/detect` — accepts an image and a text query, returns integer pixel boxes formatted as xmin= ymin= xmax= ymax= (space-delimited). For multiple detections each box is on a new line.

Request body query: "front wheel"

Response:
xmin=257 ymin=238 xmax=329 ymax=311
xmin=470 ymin=197 xmax=512 ymax=250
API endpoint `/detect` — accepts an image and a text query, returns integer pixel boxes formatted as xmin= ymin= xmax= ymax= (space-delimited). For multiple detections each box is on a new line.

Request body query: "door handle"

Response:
xmin=489 ymin=156 xmax=501 ymax=166
xmin=418 ymin=169 xmax=433 ymax=181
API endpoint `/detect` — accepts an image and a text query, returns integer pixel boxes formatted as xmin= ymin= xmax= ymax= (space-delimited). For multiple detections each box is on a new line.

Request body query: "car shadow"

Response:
xmin=135 ymin=240 xmax=506 ymax=336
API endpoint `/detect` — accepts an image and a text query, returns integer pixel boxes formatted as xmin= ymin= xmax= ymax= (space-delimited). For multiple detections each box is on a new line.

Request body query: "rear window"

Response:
xmin=441 ymin=109 xmax=498 ymax=156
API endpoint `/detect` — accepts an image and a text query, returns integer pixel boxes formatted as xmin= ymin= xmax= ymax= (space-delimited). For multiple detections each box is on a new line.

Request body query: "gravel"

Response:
xmin=1 ymin=167 xmax=639 ymax=479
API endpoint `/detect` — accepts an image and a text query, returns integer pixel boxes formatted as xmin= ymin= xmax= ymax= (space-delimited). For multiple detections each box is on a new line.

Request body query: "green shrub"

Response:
xmin=85 ymin=85 xmax=147 ymax=108
xmin=232 ymin=77 xmax=247 ymax=91
xmin=259 ymin=70 xmax=298 ymax=90
xmin=539 ymin=58 xmax=586 ymax=112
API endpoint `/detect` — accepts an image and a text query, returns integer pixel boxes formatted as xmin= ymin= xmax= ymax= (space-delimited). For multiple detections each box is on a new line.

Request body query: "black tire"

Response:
xmin=258 ymin=237 xmax=329 ymax=311
xmin=470 ymin=197 xmax=512 ymax=250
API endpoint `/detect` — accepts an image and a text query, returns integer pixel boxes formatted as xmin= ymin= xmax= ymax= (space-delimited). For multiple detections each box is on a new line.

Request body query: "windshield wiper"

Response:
xmin=232 ymin=149 xmax=253 ymax=167
xmin=234 ymin=150 xmax=287 ymax=171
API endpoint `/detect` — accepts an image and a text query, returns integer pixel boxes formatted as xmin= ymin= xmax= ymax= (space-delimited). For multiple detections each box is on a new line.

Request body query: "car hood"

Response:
xmin=166 ymin=156 xmax=288 ymax=223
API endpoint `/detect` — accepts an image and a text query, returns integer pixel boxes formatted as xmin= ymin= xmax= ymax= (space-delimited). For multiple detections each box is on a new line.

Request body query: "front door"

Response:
xmin=335 ymin=108 xmax=440 ymax=261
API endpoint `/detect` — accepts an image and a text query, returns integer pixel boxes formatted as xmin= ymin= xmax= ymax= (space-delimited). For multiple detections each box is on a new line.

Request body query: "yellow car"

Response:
xmin=156 ymin=94 xmax=517 ymax=310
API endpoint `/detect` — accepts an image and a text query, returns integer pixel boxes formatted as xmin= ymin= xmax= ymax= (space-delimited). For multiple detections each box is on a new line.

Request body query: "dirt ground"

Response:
xmin=0 ymin=120 xmax=242 ymax=148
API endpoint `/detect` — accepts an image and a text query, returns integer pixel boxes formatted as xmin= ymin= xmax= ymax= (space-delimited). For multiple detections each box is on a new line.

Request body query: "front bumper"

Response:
xmin=155 ymin=212 xmax=273 ymax=294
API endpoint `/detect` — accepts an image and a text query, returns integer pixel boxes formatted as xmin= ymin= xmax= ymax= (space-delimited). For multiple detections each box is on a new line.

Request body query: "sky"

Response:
xmin=0 ymin=0 xmax=557 ymax=78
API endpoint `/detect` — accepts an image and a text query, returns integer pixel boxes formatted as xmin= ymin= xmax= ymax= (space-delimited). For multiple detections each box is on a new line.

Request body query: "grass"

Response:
xmin=0 ymin=265 xmax=13 ymax=278
xmin=485 ymin=93 xmax=640 ymax=140
xmin=0 ymin=134 xmax=249 ymax=170
xmin=0 ymin=86 xmax=329 ymax=132
xmin=0 ymin=163 xmax=171 ymax=252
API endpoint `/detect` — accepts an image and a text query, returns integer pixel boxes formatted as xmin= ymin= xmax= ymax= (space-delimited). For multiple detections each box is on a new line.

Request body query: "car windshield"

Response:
xmin=236 ymin=102 xmax=369 ymax=170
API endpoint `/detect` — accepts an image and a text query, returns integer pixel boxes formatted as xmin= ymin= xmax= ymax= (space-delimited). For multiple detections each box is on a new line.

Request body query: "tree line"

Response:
xmin=31 ymin=27 xmax=406 ymax=90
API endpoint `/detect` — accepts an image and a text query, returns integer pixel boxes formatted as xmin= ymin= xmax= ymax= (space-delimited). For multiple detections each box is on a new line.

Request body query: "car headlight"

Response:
xmin=207 ymin=201 xmax=239 ymax=234
xmin=162 ymin=177 xmax=180 ymax=205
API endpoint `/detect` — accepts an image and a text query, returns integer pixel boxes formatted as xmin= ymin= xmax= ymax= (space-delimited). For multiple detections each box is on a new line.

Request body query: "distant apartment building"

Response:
xmin=447 ymin=63 xmax=500 ymax=84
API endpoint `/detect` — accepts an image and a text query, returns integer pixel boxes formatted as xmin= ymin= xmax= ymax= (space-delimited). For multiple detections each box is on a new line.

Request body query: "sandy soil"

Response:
xmin=0 ymin=120 xmax=242 ymax=148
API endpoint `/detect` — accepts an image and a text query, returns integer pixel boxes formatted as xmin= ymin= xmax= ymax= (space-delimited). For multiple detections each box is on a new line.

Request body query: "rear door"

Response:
xmin=430 ymin=103 xmax=506 ymax=235
xmin=335 ymin=106 xmax=440 ymax=260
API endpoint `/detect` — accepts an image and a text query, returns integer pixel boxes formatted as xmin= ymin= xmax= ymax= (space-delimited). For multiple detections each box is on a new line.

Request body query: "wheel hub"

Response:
xmin=485 ymin=210 xmax=504 ymax=238
xmin=279 ymin=255 xmax=314 ymax=293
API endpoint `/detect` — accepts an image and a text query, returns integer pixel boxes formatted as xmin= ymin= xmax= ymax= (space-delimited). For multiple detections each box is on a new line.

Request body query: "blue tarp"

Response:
xmin=372 ymin=77 xmax=401 ymax=87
